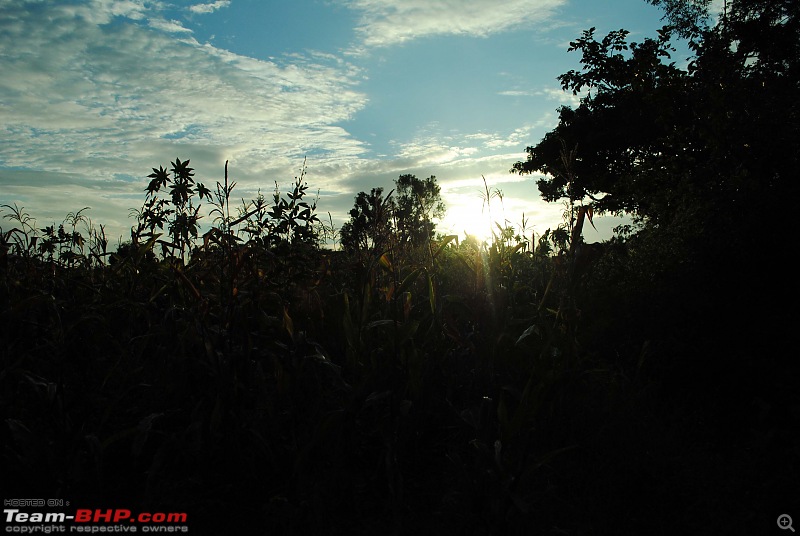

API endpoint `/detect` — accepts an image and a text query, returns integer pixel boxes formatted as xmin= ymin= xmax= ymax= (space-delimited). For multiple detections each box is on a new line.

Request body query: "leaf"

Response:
xmin=395 ymin=269 xmax=421 ymax=296
xmin=403 ymin=291 xmax=412 ymax=320
xmin=136 ymin=234 xmax=161 ymax=261
xmin=432 ymin=234 xmax=458 ymax=259
xmin=515 ymin=324 xmax=541 ymax=346
xmin=383 ymin=282 xmax=395 ymax=302
xmin=449 ymin=249 xmax=475 ymax=275
xmin=427 ymin=272 xmax=436 ymax=313
xmin=378 ymin=252 xmax=393 ymax=273
xmin=196 ymin=182 xmax=211 ymax=200
xmin=282 ymin=306 xmax=294 ymax=338
xmin=586 ymin=205 xmax=597 ymax=231
xmin=365 ymin=319 xmax=395 ymax=331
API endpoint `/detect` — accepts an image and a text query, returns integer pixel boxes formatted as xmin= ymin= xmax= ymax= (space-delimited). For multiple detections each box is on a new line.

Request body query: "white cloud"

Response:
xmin=483 ymin=125 xmax=535 ymax=149
xmin=329 ymin=123 xmax=566 ymax=241
xmin=0 ymin=0 xmax=367 ymax=240
xmin=69 ymin=0 xmax=152 ymax=25
xmin=498 ymin=87 xmax=580 ymax=106
xmin=298 ymin=116 xmax=567 ymax=241
xmin=348 ymin=0 xmax=567 ymax=48
xmin=498 ymin=90 xmax=535 ymax=97
xmin=709 ymin=0 xmax=727 ymax=22
xmin=0 ymin=1 xmax=575 ymax=243
xmin=148 ymin=18 xmax=193 ymax=34
xmin=189 ymin=1 xmax=231 ymax=15
xmin=393 ymin=137 xmax=480 ymax=166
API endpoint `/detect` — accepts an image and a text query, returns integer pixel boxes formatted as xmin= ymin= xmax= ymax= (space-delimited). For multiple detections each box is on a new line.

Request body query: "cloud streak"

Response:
xmin=0 ymin=0 xmax=578 ymax=242
xmin=348 ymin=0 xmax=567 ymax=47
xmin=0 ymin=0 xmax=368 ymax=236
xmin=189 ymin=1 xmax=231 ymax=15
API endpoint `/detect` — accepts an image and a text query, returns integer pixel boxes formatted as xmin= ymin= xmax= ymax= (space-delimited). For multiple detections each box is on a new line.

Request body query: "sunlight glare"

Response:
xmin=441 ymin=203 xmax=493 ymax=244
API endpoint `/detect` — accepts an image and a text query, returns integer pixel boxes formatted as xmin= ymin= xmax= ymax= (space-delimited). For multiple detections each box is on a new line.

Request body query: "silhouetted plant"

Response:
xmin=4 ymin=11 xmax=797 ymax=527
xmin=133 ymin=157 xmax=211 ymax=262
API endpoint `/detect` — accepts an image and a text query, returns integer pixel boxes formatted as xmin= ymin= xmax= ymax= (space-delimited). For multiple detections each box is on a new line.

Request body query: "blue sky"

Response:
xmin=0 ymin=0 xmax=718 ymax=245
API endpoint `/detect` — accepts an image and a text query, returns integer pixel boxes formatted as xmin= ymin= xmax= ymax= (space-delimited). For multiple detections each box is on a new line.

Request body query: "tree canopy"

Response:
xmin=393 ymin=174 xmax=446 ymax=249
xmin=339 ymin=187 xmax=394 ymax=256
xmin=340 ymin=174 xmax=445 ymax=258
xmin=513 ymin=0 xmax=799 ymax=235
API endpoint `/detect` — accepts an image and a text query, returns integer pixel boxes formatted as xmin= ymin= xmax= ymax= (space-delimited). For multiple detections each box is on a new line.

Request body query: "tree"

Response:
xmin=512 ymin=0 xmax=798 ymax=234
xmin=339 ymin=187 xmax=394 ymax=256
xmin=393 ymin=174 xmax=445 ymax=251
xmin=340 ymin=175 xmax=445 ymax=259
xmin=646 ymin=0 xmax=713 ymax=39
xmin=511 ymin=26 xmax=691 ymax=225
xmin=511 ymin=0 xmax=800 ymax=384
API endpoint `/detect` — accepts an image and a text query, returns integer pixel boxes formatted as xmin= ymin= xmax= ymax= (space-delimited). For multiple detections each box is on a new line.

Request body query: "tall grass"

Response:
xmin=1 ymin=159 xmax=787 ymax=535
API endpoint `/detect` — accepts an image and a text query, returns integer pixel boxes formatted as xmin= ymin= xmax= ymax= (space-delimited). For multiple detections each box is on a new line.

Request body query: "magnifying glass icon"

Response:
xmin=778 ymin=514 xmax=795 ymax=532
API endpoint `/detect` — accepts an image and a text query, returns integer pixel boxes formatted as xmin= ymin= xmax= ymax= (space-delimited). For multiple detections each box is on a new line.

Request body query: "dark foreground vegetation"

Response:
xmin=2 ymin=1 xmax=797 ymax=534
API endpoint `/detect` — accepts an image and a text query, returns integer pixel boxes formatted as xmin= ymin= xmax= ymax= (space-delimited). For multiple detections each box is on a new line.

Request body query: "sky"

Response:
xmin=0 ymin=0 xmax=717 ymax=247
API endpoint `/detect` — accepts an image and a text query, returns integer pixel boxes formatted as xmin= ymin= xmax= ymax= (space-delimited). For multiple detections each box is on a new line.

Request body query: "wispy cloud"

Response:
xmin=0 ymin=0 xmax=576 ymax=242
xmin=709 ymin=0 xmax=727 ymax=23
xmin=393 ymin=137 xmax=480 ymax=167
xmin=499 ymin=87 xmax=580 ymax=106
xmin=148 ymin=18 xmax=194 ymax=33
xmin=498 ymin=90 xmax=536 ymax=97
xmin=188 ymin=1 xmax=231 ymax=15
xmin=348 ymin=0 xmax=567 ymax=48
xmin=0 ymin=0 xmax=367 ymax=237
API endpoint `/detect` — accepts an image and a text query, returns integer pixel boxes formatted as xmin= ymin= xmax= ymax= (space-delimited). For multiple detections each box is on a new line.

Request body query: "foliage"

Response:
xmin=393 ymin=174 xmax=445 ymax=251
xmin=339 ymin=187 xmax=394 ymax=258
xmin=2 ymin=2 xmax=798 ymax=532
xmin=340 ymin=174 xmax=446 ymax=264
xmin=512 ymin=2 xmax=800 ymax=531
xmin=511 ymin=26 xmax=689 ymax=223
xmin=513 ymin=0 xmax=798 ymax=234
xmin=133 ymin=158 xmax=211 ymax=262
xmin=646 ymin=0 xmax=713 ymax=39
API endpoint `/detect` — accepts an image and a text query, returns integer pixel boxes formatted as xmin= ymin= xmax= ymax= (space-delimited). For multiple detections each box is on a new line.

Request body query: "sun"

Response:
xmin=440 ymin=203 xmax=494 ymax=244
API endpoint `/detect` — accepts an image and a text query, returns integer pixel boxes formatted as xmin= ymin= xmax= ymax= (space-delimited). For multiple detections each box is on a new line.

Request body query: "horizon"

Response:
xmin=0 ymin=0 xmax=720 ymax=246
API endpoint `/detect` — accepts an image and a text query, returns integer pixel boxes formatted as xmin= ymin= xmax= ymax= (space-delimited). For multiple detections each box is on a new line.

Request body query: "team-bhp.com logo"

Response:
xmin=5 ymin=508 xmax=189 ymax=532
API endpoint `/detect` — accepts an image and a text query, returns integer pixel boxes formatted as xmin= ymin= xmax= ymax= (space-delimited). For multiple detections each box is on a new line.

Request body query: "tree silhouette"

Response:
xmin=341 ymin=174 xmax=445 ymax=259
xmin=393 ymin=174 xmax=445 ymax=251
xmin=513 ymin=0 xmax=798 ymax=235
xmin=339 ymin=187 xmax=394 ymax=256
